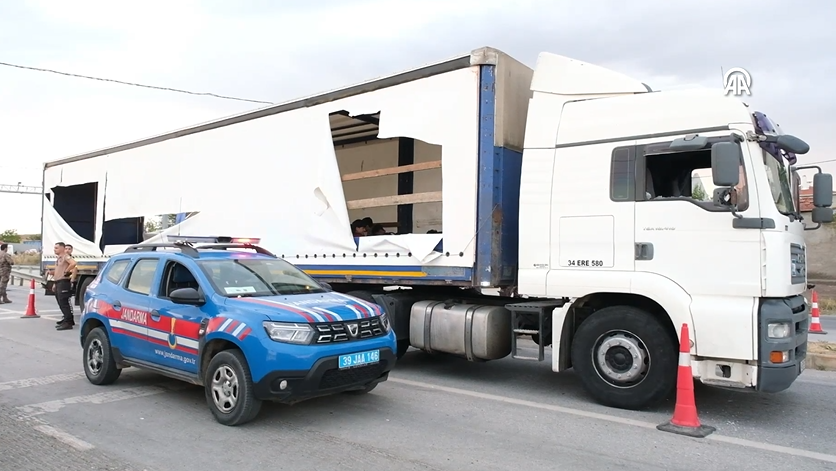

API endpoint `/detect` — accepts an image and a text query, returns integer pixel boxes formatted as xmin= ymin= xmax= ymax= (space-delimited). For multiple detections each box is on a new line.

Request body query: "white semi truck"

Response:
xmin=40 ymin=47 xmax=833 ymax=410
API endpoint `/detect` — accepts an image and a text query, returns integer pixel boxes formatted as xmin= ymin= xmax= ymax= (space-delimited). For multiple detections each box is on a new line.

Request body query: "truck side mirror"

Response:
xmin=812 ymin=173 xmax=833 ymax=224
xmin=710 ymin=142 xmax=741 ymax=187
xmin=813 ymin=173 xmax=833 ymax=208
xmin=811 ymin=207 xmax=833 ymax=224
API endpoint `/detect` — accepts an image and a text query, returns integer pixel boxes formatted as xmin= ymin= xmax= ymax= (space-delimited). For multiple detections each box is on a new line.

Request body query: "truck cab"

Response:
xmin=516 ymin=53 xmax=832 ymax=407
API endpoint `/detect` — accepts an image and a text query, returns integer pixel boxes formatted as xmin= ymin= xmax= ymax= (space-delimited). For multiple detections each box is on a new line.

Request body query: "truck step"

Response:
xmin=506 ymin=299 xmax=565 ymax=363
xmin=505 ymin=300 xmax=566 ymax=314
xmin=513 ymin=329 xmax=540 ymax=335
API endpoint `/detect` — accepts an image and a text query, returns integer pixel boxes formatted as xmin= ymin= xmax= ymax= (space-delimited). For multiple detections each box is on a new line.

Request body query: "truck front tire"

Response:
xmin=571 ymin=305 xmax=677 ymax=410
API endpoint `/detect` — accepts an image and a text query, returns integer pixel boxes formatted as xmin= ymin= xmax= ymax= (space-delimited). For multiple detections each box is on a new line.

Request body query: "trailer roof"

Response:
xmin=45 ymin=47 xmax=507 ymax=169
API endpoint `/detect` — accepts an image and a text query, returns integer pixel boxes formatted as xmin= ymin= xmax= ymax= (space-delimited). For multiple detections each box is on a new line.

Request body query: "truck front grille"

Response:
xmin=314 ymin=317 xmax=385 ymax=344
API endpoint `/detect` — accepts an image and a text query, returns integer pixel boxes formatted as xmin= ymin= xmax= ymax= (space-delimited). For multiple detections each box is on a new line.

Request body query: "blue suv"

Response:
xmin=79 ymin=241 xmax=397 ymax=426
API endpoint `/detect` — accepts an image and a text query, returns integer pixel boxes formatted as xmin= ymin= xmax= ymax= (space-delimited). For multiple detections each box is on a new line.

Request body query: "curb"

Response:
xmin=806 ymin=353 xmax=836 ymax=372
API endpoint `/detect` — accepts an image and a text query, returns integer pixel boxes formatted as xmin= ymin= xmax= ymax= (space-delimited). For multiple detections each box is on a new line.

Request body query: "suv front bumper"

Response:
xmin=252 ymin=347 xmax=396 ymax=402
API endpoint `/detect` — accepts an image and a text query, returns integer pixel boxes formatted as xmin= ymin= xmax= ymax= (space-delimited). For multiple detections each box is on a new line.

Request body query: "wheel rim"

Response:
xmin=87 ymin=339 xmax=104 ymax=376
xmin=210 ymin=365 xmax=239 ymax=413
xmin=591 ymin=330 xmax=650 ymax=389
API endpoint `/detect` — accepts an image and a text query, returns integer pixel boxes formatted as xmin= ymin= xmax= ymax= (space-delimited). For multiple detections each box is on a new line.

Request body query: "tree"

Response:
xmin=0 ymin=229 xmax=22 ymax=243
xmin=691 ymin=184 xmax=708 ymax=202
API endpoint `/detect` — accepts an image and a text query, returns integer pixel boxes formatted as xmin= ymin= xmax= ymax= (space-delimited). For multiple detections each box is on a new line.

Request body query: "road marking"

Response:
xmin=389 ymin=377 xmax=836 ymax=464
xmin=0 ymin=372 xmax=85 ymax=392
xmin=33 ymin=423 xmax=95 ymax=451
xmin=16 ymin=382 xmax=190 ymax=418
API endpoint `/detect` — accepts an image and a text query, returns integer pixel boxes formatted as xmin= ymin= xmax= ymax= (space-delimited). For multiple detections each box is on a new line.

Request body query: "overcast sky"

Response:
xmin=1 ymin=0 xmax=833 ymax=234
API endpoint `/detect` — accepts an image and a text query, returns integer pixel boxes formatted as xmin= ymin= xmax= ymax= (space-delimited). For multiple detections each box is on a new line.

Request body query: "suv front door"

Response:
xmin=146 ymin=261 xmax=207 ymax=375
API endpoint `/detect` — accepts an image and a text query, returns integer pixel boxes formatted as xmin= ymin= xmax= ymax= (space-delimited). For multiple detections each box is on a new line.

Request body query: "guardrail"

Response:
xmin=9 ymin=267 xmax=44 ymax=285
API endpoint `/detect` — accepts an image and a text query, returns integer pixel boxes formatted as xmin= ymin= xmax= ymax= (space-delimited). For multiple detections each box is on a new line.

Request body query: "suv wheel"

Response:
xmin=205 ymin=349 xmax=262 ymax=426
xmin=83 ymin=327 xmax=121 ymax=385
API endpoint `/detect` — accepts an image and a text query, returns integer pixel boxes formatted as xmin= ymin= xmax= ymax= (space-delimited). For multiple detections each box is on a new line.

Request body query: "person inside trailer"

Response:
xmin=351 ymin=219 xmax=367 ymax=237
xmin=361 ymin=217 xmax=374 ymax=235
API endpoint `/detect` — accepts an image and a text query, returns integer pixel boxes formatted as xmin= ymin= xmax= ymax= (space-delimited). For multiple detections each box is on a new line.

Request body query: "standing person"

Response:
xmin=66 ymin=244 xmax=78 ymax=295
xmin=0 ymin=244 xmax=14 ymax=304
xmin=51 ymin=242 xmax=77 ymax=331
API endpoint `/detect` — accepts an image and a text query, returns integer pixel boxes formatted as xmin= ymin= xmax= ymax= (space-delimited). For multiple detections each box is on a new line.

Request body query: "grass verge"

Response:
xmin=808 ymin=341 xmax=836 ymax=371
xmin=12 ymin=253 xmax=41 ymax=266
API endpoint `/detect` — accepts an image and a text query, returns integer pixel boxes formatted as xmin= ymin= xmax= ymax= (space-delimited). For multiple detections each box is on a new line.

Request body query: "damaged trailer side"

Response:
xmin=41 ymin=46 xmax=532 ymax=294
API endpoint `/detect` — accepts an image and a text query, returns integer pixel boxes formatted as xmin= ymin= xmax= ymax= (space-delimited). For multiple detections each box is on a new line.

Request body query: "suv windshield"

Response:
xmin=761 ymin=149 xmax=796 ymax=215
xmin=197 ymin=258 xmax=326 ymax=297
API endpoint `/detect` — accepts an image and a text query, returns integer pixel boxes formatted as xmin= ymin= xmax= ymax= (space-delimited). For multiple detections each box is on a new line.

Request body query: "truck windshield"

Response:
xmin=761 ymin=149 xmax=796 ymax=215
xmin=197 ymin=258 xmax=326 ymax=297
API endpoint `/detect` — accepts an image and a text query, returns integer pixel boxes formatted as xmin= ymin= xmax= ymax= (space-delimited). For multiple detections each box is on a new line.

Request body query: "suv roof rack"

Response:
xmin=125 ymin=241 xmax=201 ymax=258
xmin=196 ymin=243 xmax=277 ymax=257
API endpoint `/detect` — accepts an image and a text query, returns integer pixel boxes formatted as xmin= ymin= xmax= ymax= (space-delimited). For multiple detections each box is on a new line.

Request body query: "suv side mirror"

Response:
xmin=170 ymin=287 xmax=205 ymax=305
xmin=318 ymin=281 xmax=333 ymax=291
xmin=711 ymin=142 xmax=741 ymax=187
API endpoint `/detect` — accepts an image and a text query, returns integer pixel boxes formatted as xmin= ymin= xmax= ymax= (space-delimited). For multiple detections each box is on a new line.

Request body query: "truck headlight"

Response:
xmin=379 ymin=312 xmax=391 ymax=333
xmin=767 ymin=322 xmax=791 ymax=339
xmin=263 ymin=322 xmax=314 ymax=344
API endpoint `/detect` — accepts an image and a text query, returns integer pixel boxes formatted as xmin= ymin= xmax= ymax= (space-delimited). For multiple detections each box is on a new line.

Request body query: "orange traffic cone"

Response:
xmin=810 ymin=290 xmax=827 ymax=335
xmin=657 ymin=323 xmax=715 ymax=438
xmin=20 ymin=278 xmax=40 ymax=319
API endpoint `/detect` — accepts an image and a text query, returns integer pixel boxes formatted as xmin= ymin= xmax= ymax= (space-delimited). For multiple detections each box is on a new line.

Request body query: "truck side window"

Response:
xmin=640 ymin=145 xmax=749 ymax=211
xmin=610 ymin=147 xmax=636 ymax=201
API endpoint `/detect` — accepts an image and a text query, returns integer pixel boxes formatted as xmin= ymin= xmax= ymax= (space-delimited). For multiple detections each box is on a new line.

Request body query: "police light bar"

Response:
xmin=163 ymin=235 xmax=261 ymax=245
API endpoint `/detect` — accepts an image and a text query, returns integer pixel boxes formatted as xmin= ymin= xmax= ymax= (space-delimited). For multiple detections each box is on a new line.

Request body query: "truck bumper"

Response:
xmin=755 ymin=295 xmax=808 ymax=393
xmin=252 ymin=347 xmax=396 ymax=402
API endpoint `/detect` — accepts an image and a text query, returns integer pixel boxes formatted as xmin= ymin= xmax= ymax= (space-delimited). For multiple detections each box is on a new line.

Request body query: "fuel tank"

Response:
xmin=409 ymin=301 xmax=512 ymax=361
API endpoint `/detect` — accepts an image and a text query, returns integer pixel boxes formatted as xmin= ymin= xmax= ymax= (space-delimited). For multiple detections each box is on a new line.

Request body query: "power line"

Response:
xmin=801 ymin=158 xmax=836 ymax=166
xmin=0 ymin=60 xmax=275 ymax=105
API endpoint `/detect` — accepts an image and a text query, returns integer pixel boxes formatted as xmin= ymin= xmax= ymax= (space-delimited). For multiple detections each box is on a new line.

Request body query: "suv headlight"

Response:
xmin=379 ymin=312 xmax=391 ymax=333
xmin=263 ymin=322 xmax=314 ymax=344
xmin=767 ymin=322 xmax=791 ymax=339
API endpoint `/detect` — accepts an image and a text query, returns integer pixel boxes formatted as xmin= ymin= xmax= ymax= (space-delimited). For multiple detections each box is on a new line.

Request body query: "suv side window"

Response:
xmin=125 ymin=259 xmax=160 ymax=295
xmin=104 ymin=260 xmax=130 ymax=284
xmin=159 ymin=261 xmax=200 ymax=299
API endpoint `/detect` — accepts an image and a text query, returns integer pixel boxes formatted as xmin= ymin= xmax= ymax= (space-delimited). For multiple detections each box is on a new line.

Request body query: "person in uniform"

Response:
xmin=0 ymin=244 xmax=14 ymax=304
xmin=51 ymin=242 xmax=77 ymax=331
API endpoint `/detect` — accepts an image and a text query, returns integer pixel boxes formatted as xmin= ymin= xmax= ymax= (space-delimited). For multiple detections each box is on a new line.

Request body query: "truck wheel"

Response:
xmin=571 ymin=306 xmax=677 ymax=410
xmin=77 ymin=277 xmax=93 ymax=309
xmin=396 ymin=340 xmax=410 ymax=359
xmin=83 ymin=327 xmax=121 ymax=385
xmin=205 ymin=349 xmax=262 ymax=426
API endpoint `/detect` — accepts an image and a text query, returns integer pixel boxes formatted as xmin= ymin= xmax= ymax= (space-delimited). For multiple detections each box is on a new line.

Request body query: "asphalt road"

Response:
xmin=2 ymin=286 xmax=836 ymax=471
xmin=816 ymin=315 xmax=836 ymax=342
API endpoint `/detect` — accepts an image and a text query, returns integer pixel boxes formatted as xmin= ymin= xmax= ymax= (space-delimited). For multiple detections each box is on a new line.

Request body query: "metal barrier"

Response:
xmin=9 ymin=268 xmax=44 ymax=286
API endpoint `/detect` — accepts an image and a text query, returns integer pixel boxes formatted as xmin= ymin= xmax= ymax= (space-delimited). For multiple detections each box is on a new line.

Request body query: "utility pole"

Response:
xmin=0 ymin=183 xmax=42 ymax=195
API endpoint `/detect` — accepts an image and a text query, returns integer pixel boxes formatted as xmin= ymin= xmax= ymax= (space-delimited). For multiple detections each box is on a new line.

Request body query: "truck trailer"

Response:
xmin=41 ymin=47 xmax=834 ymax=410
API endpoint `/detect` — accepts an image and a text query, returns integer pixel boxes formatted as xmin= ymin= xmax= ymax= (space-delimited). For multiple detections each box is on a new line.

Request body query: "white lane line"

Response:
xmin=388 ymin=377 xmax=836 ymax=464
xmin=16 ymin=382 xmax=190 ymax=418
xmin=33 ymin=423 xmax=95 ymax=451
xmin=0 ymin=373 xmax=85 ymax=392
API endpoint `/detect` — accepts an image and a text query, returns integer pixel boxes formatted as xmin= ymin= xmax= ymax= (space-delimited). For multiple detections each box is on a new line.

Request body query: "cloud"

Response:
xmin=0 ymin=0 xmax=834 ymax=233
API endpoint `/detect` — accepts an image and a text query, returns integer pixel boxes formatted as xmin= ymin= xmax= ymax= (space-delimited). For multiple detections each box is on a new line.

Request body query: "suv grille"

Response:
xmin=314 ymin=317 xmax=385 ymax=344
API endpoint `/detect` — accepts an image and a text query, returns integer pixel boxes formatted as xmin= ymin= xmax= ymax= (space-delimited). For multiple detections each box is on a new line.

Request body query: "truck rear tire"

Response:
xmin=571 ymin=305 xmax=677 ymax=410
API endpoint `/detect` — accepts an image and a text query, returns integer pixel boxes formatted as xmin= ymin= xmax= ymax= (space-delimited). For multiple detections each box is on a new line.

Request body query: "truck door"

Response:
xmin=547 ymin=142 xmax=636 ymax=296
xmin=632 ymin=135 xmax=761 ymax=358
